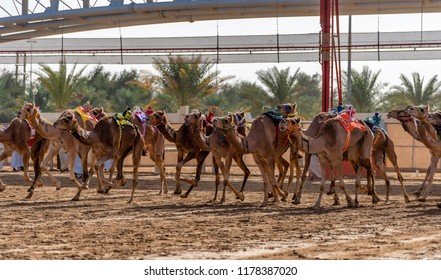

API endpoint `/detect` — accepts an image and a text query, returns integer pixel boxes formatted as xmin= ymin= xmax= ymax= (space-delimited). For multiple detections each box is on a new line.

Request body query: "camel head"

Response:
xmin=19 ymin=102 xmax=39 ymax=121
xmin=186 ymin=110 xmax=203 ymax=128
xmin=54 ymin=111 xmax=78 ymax=132
xmin=387 ymin=108 xmax=412 ymax=120
xmin=213 ymin=115 xmax=234 ymax=131
xmin=426 ymin=112 xmax=441 ymax=126
xmin=89 ymin=107 xmax=107 ymax=120
xmin=151 ymin=110 xmax=167 ymax=126
xmin=313 ymin=112 xmax=334 ymax=124
xmin=387 ymin=107 xmax=422 ymax=139
xmin=407 ymin=105 xmax=429 ymax=119
xmin=279 ymin=116 xmax=302 ymax=134
xmin=275 ymin=103 xmax=297 ymax=117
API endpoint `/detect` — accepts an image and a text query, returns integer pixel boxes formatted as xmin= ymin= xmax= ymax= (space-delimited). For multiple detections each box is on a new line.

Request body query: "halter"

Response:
xmin=218 ymin=118 xmax=235 ymax=132
xmin=234 ymin=113 xmax=246 ymax=128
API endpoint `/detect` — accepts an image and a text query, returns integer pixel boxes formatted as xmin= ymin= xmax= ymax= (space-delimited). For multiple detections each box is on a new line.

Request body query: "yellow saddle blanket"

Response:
xmin=74 ymin=106 xmax=97 ymax=123
xmin=337 ymin=113 xmax=366 ymax=151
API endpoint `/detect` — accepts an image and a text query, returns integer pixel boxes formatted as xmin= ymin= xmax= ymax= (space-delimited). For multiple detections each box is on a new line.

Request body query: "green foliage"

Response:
xmin=256 ymin=66 xmax=300 ymax=104
xmin=153 ymin=56 xmax=229 ymax=109
xmin=390 ymin=72 xmax=441 ymax=108
xmin=343 ymin=66 xmax=386 ymax=112
xmin=36 ymin=63 xmax=87 ymax=111
xmin=0 ymin=68 xmax=26 ymax=122
xmin=294 ymin=72 xmax=322 ymax=119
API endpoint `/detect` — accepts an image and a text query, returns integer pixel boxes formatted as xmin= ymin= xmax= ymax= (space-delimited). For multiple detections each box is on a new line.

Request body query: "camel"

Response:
xmin=19 ymin=103 xmax=94 ymax=194
xmin=0 ymin=117 xmax=50 ymax=192
xmin=131 ymin=106 xmax=167 ymax=195
xmin=364 ymin=118 xmax=411 ymax=203
xmin=221 ymin=113 xmax=294 ymax=207
xmin=287 ymin=112 xmax=335 ymax=204
xmin=190 ymin=114 xmax=249 ymax=203
xmin=54 ymin=111 xmax=144 ymax=202
xmin=398 ymin=104 xmax=441 ymax=202
xmin=280 ymin=116 xmax=378 ymax=209
xmin=0 ymin=117 xmax=50 ymax=197
xmin=151 ymin=110 xmax=211 ymax=198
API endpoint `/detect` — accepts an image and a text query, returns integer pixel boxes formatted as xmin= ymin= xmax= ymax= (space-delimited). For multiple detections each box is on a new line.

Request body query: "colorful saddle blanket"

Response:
xmin=337 ymin=113 xmax=366 ymax=151
xmin=262 ymin=110 xmax=283 ymax=126
xmin=113 ymin=112 xmax=136 ymax=149
xmin=74 ymin=106 xmax=98 ymax=123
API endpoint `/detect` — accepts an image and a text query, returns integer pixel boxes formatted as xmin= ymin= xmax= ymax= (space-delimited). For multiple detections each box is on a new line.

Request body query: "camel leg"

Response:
xmin=128 ymin=138 xmax=143 ymax=204
xmin=213 ymin=155 xmax=220 ymax=201
xmin=233 ymin=154 xmax=249 ymax=198
xmin=209 ymin=155 xmax=222 ymax=203
xmin=287 ymin=149 xmax=302 ymax=198
xmin=253 ymin=154 xmax=271 ymax=207
xmin=335 ymin=159 xmax=354 ymax=208
xmin=181 ymin=151 xmax=210 ymax=198
xmin=277 ymin=156 xmax=290 ymax=201
xmin=220 ymin=156 xmax=243 ymax=204
xmin=292 ymin=153 xmax=312 ymax=204
xmin=415 ymin=164 xmax=431 ymax=196
xmin=418 ymin=155 xmax=439 ymax=202
xmin=173 ymin=151 xmax=187 ymax=195
xmin=152 ymin=154 xmax=168 ymax=195
xmin=77 ymin=144 xmax=90 ymax=189
xmin=0 ymin=151 xmax=10 ymax=190
xmin=385 ymin=145 xmax=410 ymax=203
xmin=354 ymin=164 xmax=362 ymax=207
xmin=41 ymin=142 xmax=63 ymax=190
xmin=20 ymin=149 xmax=31 ymax=182
xmin=312 ymin=159 xmax=327 ymax=209
xmin=66 ymin=148 xmax=84 ymax=190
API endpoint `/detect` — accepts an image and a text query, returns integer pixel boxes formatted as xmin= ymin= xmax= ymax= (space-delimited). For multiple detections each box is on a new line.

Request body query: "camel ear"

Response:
xmin=292 ymin=103 xmax=297 ymax=110
xmin=294 ymin=116 xmax=301 ymax=124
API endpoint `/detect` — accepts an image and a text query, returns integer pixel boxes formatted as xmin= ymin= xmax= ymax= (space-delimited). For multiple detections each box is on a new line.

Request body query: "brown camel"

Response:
xmin=19 ymin=103 xmax=95 ymax=193
xmin=222 ymin=113 xmax=293 ymax=207
xmin=131 ymin=107 xmax=167 ymax=195
xmin=0 ymin=116 xmax=49 ymax=197
xmin=364 ymin=119 xmax=411 ymax=203
xmin=0 ymin=117 xmax=49 ymax=191
xmin=401 ymin=105 xmax=441 ymax=202
xmin=288 ymin=112 xmax=335 ymax=204
xmin=151 ymin=110 xmax=211 ymax=198
xmin=280 ymin=116 xmax=378 ymax=209
xmin=54 ymin=111 xmax=144 ymax=202
xmin=190 ymin=114 xmax=249 ymax=204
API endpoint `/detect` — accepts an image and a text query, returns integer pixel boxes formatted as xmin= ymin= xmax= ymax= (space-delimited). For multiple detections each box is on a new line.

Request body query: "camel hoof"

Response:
xmin=0 ymin=184 xmax=5 ymax=192
xmin=437 ymin=203 xmax=441 ymax=209
xmin=71 ymin=196 xmax=80 ymax=201
xmin=237 ymin=193 xmax=245 ymax=201
xmin=104 ymin=187 xmax=111 ymax=194
xmin=25 ymin=192 xmax=33 ymax=199
xmin=173 ymin=189 xmax=182 ymax=195
xmin=24 ymin=177 xmax=31 ymax=182
xmin=180 ymin=193 xmax=188 ymax=198
xmin=372 ymin=196 xmax=380 ymax=204
xmin=259 ymin=203 xmax=268 ymax=208
xmin=326 ymin=189 xmax=335 ymax=196
xmin=332 ymin=200 xmax=341 ymax=206
xmin=405 ymin=198 xmax=411 ymax=204
xmin=55 ymin=181 xmax=62 ymax=190
xmin=127 ymin=199 xmax=133 ymax=204
xmin=418 ymin=197 xmax=427 ymax=202
xmin=82 ymin=185 xmax=89 ymax=190
xmin=413 ymin=190 xmax=421 ymax=196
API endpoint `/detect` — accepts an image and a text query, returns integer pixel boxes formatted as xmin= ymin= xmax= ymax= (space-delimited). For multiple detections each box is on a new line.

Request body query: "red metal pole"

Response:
xmin=320 ymin=0 xmax=331 ymax=112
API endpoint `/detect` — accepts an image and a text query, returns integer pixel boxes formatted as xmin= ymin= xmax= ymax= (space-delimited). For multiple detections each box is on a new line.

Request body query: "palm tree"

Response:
xmin=343 ymin=66 xmax=386 ymax=112
xmin=255 ymin=66 xmax=300 ymax=105
xmin=153 ymin=55 xmax=230 ymax=110
xmin=36 ymin=63 xmax=87 ymax=111
xmin=390 ymin=72 xmax=441 ymax=107
xmin=0 ymin=69 xmax=26 ymax=121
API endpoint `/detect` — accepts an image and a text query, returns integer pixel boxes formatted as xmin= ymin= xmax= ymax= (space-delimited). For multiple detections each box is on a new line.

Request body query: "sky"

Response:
xmin=3 ymin=1 xmax=441 ymax=90
xmin=54 ymin=11 xmax=441 ymax=88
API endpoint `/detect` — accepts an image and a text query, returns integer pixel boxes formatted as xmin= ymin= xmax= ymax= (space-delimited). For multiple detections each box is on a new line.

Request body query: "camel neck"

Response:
xmin=156 ymin=122 xmax=176 ymax=143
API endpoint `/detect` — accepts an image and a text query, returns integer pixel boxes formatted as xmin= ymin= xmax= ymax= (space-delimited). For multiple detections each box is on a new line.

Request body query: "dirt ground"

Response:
xmin=0 ymin=166 xmax=440 ymax=260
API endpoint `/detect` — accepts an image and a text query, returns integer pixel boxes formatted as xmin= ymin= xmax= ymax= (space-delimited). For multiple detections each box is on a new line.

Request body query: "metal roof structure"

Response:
xmin=0 ymin=0 xmax=440 ymax=43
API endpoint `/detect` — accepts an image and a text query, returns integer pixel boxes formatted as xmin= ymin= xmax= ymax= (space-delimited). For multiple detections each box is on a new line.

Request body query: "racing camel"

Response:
xmin=280 ymin=116 xmax=378 ymax=209
xmin=54 ymin=111 xmax=144 ymax=202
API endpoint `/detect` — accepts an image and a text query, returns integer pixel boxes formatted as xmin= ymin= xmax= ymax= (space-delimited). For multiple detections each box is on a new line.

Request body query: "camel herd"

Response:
xmin=0 ymin=101 xmax=440 ymax=209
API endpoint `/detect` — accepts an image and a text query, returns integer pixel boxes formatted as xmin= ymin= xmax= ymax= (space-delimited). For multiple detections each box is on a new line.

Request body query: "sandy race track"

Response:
xmin=0 ymin=167 xmax=440 ymax=260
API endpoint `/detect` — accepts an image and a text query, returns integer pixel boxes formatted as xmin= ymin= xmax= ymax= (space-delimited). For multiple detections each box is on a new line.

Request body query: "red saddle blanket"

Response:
xmin=337 ymin=113 xmax=366 ymax=151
